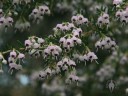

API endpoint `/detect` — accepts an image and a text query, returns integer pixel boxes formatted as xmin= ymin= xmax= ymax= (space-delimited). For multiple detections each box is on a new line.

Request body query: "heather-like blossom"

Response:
xmin=0 ymin=16 xmax=13 ymax=32
xmin=43 ymin=44 xmax=62 ymax=59
xmin=66 ymin=74 xmax=79 ymax=85
xmin=71 ymin=14 xmax=88 ymax=26
xmin=9 ymin=63 xmax=22 ymax=74
xmin=29 ymin=5 xmax=50 ymax=24
xmin=97 ymin=13 xmax=110 ymax=28
xmin=95 ymin=36 xmax=117 ymax=51
xmin=113 ymin=0 xmax=123 ymax=6
xmin=60 ymin=36 xmax=82 ymax=51
xmin=54 ymin=22 xmax=75 ymax=32
xmin=1 ymin=0 xmax=128 ymax=93
xmin=15 ymin=19 xmax=30 ymax=32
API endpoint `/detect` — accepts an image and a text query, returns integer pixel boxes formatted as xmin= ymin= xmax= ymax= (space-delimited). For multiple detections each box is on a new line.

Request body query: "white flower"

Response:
xmin=0 ymin=17 xmax=5 ymax=25
xmin=68 ymin=74 xmax=74 ymax=81
xmin=62 ymin=65 xmax=68 ymax=71
xmin=66 ymin=38 xmax=74 ymax=47
xmin=37 ymin=38 xmax=45 ymax=44
xmin=29 ymin=8 xmax=43 ymax=24
xmin=110 ymin=40 xmax=116 ymax=49
xmin=44 ymin=48 xmax=50 ymax=56
xmin=57 ymin=61 xmax=63 ymax=68
xmin=79 ymin=55 xmax=85 ymax=61
xmin=6 ymin=17 xmax=13 ymax=26
xmin=55 ymin=67 xmax=61 ymax=74
xmin=100 ymin=40 xmax=107 ymax=49
xmin=24 ymin=21 xmax=30 ymax=29
xmin=33 ymin=43 xmax=40 ymax=49
xmin=68 ymin=60 xmax=76 ymax=67
xmin=10 ymin=51 xmax=17 ymax=58
xmin=8 ymin=57 xmax=15 ymax=63
xmin=95 ymin=41 xmax=101 ymax=50
xmin=113 ymin=0 xmax=123 ymax=6
xmin=73 ymin=75 xmax=79 ymax=82
xmin=67 ymin=23 xmax=75 ymax=29
xmin=62 ymin=58 xmax=69 ymax=65
xmin=73 ymin=31 xmax=80 ymax=37
xmin=97 ymin=16 xmax=103 ymax=25
xmin=71 ymin=14 xmax=88 ymax=25
xmin=104 ymin=19 xmax=110 ymax=25
xmin=103 ymin=13 xmax=109 ymax=19
xmin=28 ymin=49 xmax=37 ymax=56
xmin=55 ymin=45 xmax=62 ymax=53
xmin=43 ymin=6 xmax=50 ymax=15
xmin=73 ymin=53 xmax=80 ymax=59
xmin=59 ymin=37 xmax=66 ymax=44
xmin=104 ymin=37 xmax=111 ymax=43
xmin=45 ymin=68 xmax=52 ymax=75
xmin=71 ymin=16 xmax=78 ymax=23
xmin=18 ymin=53 xmax=25 ymax=59
xmin=116 ymin=10 xmax=123 ymax=18
xmin=56 ymin=24 xmax=63 ymax=30
xmin=52 ymin=50 xmax=59 ymax=57
xmin=78 ymin=14 xmax=84 ymax=20
xmin=83 ymin=18 xmax=88 ymax=24
xmin=87 ymin=52 xmax=98 ymax=62
xmin=67 ymin=74 xmax=79 ymax=85
xmin=39 ymin=71 xmax=46 ymax=79
xmin=25 ymin=40 xmax=32 ymax=49
xmin=2 ymin=59 xmax=7 ymax=64
xmin=32 ymin=8 xmax=39 ymax=15
xmin=9 ymin=63 xmax=17 ymax=70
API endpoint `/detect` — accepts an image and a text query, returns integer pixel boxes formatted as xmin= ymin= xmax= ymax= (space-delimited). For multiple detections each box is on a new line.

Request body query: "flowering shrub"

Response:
xmin=0 ymin=0 xmax=128 ymax=96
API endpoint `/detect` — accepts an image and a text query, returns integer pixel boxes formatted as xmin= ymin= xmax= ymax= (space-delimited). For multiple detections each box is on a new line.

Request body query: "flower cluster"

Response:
xmin=74 ymin=51 xmax=98 ymax=65
xmin=8 ymin=50 xmax=25 ymax=74
xmin=57 ymin=58 xmax=76 ymax=69
xmin=29 ymin=5 xmax=50 ymax=24
xmin=0 ymin=16 xmax=13 ymax=31
xmin=15 ymin=19 xmax=30 ymax=32
xmin=25 ymin=36 xmax=45 ymax=57
xmin=44 ymin=44 xmax=62 ymax=59
xmin=97 ymin=13 xmax=110 ymax=28
xmin=95 ymin=36 xmax=117 ymax=51
xmin=1 ymin=0 xmax=128 ymax=95
xmin=66 ymin=74 xmax=79 ymax=85
xmin=54 ymin=22 xmax=75 ymax=32
xmin=72 ymin=28 xmax=83 ymax=37
xmin=32 ymin=54 xmax=79 ymax=86
xmin=96 ymin=65 xmax=115 ymax=82
xmin=71 ymin=14 xmax=89 ymax=26
xmin=116 ymin=8 xmax=128 ymax=24
xmin=113 ymin=0 xmax=123 ymax=6
xmin=59 ymin=36 xmax=82 ymax=51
